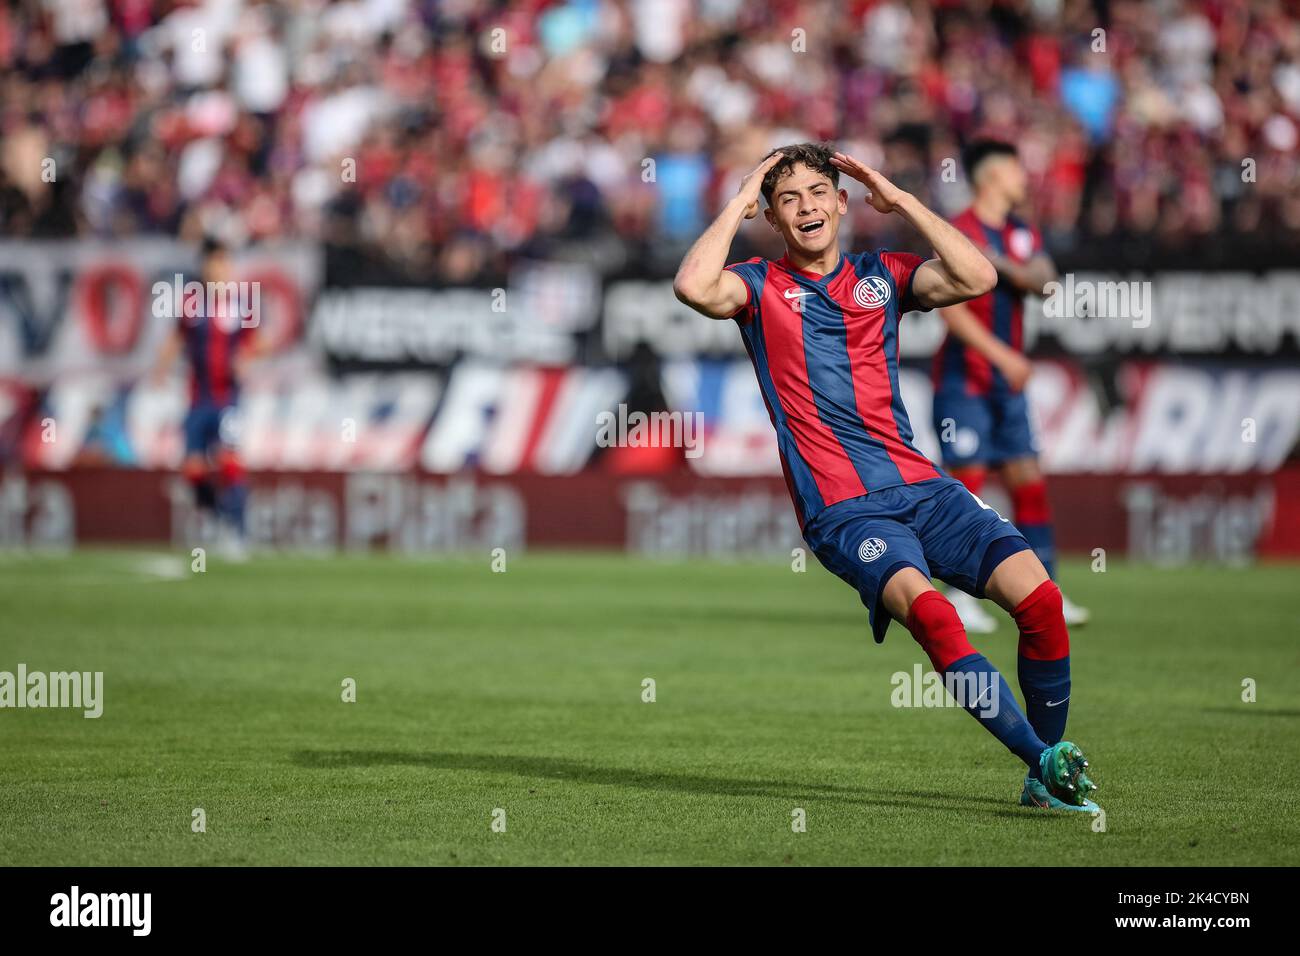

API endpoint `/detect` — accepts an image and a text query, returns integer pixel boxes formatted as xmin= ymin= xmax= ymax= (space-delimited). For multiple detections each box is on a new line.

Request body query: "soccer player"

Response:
xmin=932 ymin=140 xmax=1089 ymax=634
xmin=673 ymin=143 xmax=1098 ymax=812
xmin=152 ymin=238 xmax=262 ymax=559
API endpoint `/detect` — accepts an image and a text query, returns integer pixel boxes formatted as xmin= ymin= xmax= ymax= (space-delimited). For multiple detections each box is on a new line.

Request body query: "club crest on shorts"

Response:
xmin=858 ymin=537 xmax=888 ymax=562
xmin=853 ymin=275 xmax=891 ymax=309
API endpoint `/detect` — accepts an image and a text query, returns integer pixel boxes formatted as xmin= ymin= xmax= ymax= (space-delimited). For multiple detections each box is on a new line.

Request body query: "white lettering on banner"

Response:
xmin=345 ymin=474 xmax=525 ymax=553
xmin=310 ymin=288 xmax=576 ymax=364
xmin=622 ymin=481 xmax=801 ymax=557
xmin=123 ymin=371 xmax=442 ymax=473
xmin=603 ymin=274 xmax=1300 ymax=360
xmin=0 ymin=474 xmax=74 ymax=549
xmin=1124 ymin=483 xmax=1275 ymax=564
xmin=0 ymin=239 xmax=319 ymax=378
xmin=1030 ymin=271 xmax=1300 ymax=356
xmin=169 ymin=475 xmax=524 ymax=555
xmin=420 ymin=362 xmax=626 ymax=474
xmin=905 ymin=362 xmax=1300 ymax=476
xmin=656 ymin=360 xmax=1300 ymax=477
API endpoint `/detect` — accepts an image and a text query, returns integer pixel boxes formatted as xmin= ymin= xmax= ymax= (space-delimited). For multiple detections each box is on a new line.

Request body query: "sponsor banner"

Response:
xmin=665 ymin=358 xmax=1300 ymax=477
xmin=0 ymin=239 xmax=321 ymax=382
xmin=311 ymin=259 xmax=601 ymax=368
xmin=4 ymin=466 xmax=1297 ymax=562
xmin=0 ymin=242 xmax=1295 ymax=477
xmin=602 ymin=272 xmax=1300 ymax=360
xmin=3 ymin=357 xmax=1298 ymax=476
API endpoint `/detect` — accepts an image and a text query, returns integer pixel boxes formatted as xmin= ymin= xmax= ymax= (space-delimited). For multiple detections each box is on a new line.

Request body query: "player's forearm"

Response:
xmin=672 ymin=196 xmax=749 ymax=306
xmin=994 ymin=254 xmax=1057 ymax=295
xmin=939 ymin=302 xmax=1018 ymax=366
xmin=895 ymin=193 xmax=997 ymax=298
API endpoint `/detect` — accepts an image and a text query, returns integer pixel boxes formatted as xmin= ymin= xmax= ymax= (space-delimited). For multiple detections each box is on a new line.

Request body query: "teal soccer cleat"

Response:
xmin=1020 ymin=774 xmax=1100 ymax=813
xmin=1024 ymin=741 xmax=1100 ymax=812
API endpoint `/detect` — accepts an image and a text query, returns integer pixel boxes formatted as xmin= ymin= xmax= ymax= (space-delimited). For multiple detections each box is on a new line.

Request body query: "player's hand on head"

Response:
xmin=831 ymin=151 xmax=906 ymax=213
xmin=738 ymin=151 xmax=785 ymax=219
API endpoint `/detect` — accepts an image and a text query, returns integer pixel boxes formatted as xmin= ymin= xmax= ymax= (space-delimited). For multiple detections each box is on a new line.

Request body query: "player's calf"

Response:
xmin=899 ymin=585 xmax=1049 ymax=778
xmin=985 ymin=551 xmax=1073 ymax=747
xmin=182 ymin=457 xmax=218 ymax=514
xmin=1012 ymin=578 xmax=1071 ymax=745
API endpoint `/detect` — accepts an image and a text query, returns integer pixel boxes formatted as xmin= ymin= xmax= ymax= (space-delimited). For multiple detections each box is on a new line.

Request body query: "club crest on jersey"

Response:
xmin=858 ymin=537 xmax=888 ymax=562
xmin=853 ymin=276 xmax=891 ymax=309
xmin=1009 ymin=228 xmax=1035 ymax=260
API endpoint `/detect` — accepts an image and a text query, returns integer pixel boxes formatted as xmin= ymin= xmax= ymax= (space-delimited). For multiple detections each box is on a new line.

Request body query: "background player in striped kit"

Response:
xmin=151 ymin=238 xmax=266 ymax=559
xmin=932 ymin=141 xmax=1090 ymax=634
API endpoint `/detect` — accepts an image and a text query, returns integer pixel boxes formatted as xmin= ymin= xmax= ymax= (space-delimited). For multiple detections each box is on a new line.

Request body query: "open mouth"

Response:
xmin=796 ymin=219 xmax=825 ymax=237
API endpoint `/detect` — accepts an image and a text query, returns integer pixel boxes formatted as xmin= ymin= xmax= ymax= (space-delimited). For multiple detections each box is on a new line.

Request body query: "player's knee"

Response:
xmin=1012 ymin=579 xmax=1069 ymax=660
xmin=904 ymin=590 xmax=976 ymax=672
xmin=1010 ymin=478 xmax=1051 ymax=525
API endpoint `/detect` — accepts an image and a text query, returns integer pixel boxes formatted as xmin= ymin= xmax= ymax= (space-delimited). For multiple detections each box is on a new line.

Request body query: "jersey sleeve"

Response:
xmin=879 ymin=251 xmax=929 ymax=314
xmin=723 ymin=258 xmax=765 ymax=323
xmin=952 ymin=212 xmax=986 ymax=247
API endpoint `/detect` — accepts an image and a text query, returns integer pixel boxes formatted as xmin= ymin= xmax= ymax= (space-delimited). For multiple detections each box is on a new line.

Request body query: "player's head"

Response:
xmin=199 ymin=235 xmax=232 ymax=283
xmin=962 ymin=139 xmax=1027 ymax=205
xmin=759 ymin=142 xmax=847 ymax=257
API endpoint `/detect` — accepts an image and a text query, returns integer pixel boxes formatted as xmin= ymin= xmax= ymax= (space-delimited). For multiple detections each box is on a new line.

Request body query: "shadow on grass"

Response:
xmin=291 ymin=749 xmax=1013 ymax=814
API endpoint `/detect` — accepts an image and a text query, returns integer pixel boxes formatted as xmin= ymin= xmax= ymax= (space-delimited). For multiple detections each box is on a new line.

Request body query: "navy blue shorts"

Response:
xmin=931 ymin=388 xmax=1038 ymax=468
xmin=802 ymin=476 xmax=1030 ymax=642
xmin=183 ymin=402 xmax=237 ymax=457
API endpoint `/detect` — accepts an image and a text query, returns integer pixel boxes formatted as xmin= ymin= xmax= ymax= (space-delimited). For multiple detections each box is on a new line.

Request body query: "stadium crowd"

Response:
xmin=2 ymin=0 xmax=1299 ymax=279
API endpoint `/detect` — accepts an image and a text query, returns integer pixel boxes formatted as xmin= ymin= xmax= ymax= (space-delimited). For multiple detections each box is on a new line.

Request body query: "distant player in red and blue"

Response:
xmin=152 ymin=238 xmax=264 ymax=559
xmin=673 ymin=143 xmax=1098 ymax=812
xmin=932 ymin=140 xmax=1090 ymax=636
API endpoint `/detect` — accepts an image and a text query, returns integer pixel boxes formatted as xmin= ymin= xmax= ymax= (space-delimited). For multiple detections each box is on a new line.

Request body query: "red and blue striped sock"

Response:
xmin=1013 ymin=580 xmax=1071 ymax=745
xmin=906 ymin=591 xmax=1049 ymax=778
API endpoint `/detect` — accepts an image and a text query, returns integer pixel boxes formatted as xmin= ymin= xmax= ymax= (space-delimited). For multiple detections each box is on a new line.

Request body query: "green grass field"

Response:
xmin=1 ymin=549 xmax=1297 ymax=866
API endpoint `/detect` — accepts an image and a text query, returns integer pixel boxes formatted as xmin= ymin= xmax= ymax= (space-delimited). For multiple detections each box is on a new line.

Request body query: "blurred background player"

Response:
xmin=151 ymin=238 xmax=263 ymax=559
xmin=932 ymin=140 xmax=1090 ymax=634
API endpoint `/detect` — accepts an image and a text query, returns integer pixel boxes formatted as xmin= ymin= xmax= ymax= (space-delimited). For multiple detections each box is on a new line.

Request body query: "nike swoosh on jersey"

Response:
xmin=782 ymin=288 xmax=814 ymax=298
xmin=1046 ymin=696 xmax=1070 ymax=707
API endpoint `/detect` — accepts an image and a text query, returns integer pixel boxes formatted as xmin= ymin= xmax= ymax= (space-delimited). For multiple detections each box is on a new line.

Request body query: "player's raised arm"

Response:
xmin=830 ymin=151 xmax=996 ymax=309
xmin=673 ymin=152 xmax=785 ymax=319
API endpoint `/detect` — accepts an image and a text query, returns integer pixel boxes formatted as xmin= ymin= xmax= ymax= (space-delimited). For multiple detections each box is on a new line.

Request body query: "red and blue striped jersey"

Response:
xmin=725 ymin=250 xmax=941 ymax=529
xmin=932 ymin=207 xmax=1041 ymax=396
xmin=178 ymin=298 xmax=250 ymax=408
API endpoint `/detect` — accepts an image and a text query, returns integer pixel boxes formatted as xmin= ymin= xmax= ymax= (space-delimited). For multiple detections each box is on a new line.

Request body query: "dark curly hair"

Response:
xmin=760 ymin=142 xmax=839 ymax=205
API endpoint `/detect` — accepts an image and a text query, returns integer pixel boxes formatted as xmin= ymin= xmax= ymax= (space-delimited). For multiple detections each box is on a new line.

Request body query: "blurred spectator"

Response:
xmin=1 ymin=0 xmax=1298 ymax=276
